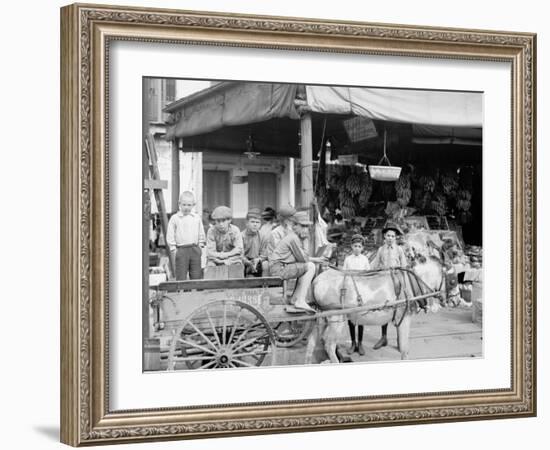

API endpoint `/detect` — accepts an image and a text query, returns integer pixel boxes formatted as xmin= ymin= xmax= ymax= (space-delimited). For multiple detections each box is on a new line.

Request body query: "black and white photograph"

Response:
xmin=143 ymin=79 xmax=483 ymax=372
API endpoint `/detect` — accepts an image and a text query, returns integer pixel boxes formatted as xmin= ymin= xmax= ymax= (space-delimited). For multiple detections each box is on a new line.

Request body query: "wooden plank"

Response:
xmin=158 ymin=276 xmax=284 ymax=292
xmin=144 ymin=179 xmax=168 ymax=190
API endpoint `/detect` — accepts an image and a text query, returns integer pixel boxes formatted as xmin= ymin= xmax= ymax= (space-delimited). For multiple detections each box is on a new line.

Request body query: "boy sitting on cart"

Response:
xmin=204 ymin=206 xmax=244 ymax=279
xmin=268 ymin=211 xmax=325 ymax=313
xmin=240 ymin=208 xmax=266 ymax=277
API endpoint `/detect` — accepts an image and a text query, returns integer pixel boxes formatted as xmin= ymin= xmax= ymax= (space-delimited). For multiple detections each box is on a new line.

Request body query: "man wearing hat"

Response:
xmin=240 ymin=208 xmax=265 ymax=277
xmin=268 ymin=211 xmax=325 ymax=313
xmin=371 ymin=221 xmax=408 ymax=350
xmin=205 ymin=206 xmax=244 ymax=272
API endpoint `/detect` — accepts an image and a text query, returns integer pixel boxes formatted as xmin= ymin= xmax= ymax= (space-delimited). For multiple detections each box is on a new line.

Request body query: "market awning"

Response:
xmin=165 ymin=82 xmax=299 ymax=140
xmin=163 ymin=82 xmax=482 ymax=156
xmin=305 ymin=86 xmax=482 ymax=128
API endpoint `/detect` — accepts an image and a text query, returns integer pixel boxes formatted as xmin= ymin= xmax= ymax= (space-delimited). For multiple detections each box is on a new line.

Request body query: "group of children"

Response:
xmin=165 ymin=190 xmax=408 ymax=348
xmin=165 ymin=191 xmax=324 ymax=312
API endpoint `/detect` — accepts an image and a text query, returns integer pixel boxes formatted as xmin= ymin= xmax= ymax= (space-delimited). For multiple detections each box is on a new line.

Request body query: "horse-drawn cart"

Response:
xmin=150 ymin=277 xmax=318 ymax=370
xmin=149 ymin=271 xmax=444 ymax=371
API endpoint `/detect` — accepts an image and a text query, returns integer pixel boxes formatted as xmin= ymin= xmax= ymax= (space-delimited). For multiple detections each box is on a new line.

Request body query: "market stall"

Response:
xmin=163 ymin=81 xmax=484 ymax=307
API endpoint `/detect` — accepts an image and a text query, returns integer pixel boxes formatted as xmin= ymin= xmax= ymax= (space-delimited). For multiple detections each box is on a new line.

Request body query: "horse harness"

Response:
xmin=331 ymin=266 xmax=439 ymax=327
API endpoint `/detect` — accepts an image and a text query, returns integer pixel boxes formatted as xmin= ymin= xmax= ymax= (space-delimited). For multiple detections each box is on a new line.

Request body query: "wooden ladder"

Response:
xmin=145 ymin=133 xmax=174 ymax=275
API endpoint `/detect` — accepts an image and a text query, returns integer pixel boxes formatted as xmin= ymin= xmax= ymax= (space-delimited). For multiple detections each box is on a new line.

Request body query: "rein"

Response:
xmin=329 ymin=265 xmax=440 ymax=323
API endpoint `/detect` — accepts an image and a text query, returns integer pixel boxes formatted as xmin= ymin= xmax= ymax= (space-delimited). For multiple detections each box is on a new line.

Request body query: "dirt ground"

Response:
xmin=269 ymin=306 xmax=482 ymax=366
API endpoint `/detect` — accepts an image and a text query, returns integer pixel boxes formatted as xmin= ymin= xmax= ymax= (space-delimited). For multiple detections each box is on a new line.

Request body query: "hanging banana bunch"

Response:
xmin=317 ymin=182 xmax=329 ymax=210
xmin=456 ymin=190 xmax=472 ymax=212
xmin=395 ymin=172 xmax=412 ymax=207
xmin=345 ymin=172 xmax=362 ymax=195
xmin=430 ymin=192 xmax=447 ymax=216
xmin=358 ymin=171 xmax=373 ymax=209
xmin=441 ymin=170 xmax=459 ymax=197
xmin=418 ymin=175 xmax=436 ymax=193
xmin=456 ymin=166 xmax=474 ymax=223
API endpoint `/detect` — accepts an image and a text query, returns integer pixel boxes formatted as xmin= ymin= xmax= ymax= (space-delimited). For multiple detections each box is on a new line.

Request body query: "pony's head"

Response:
xmin=411 ymin=255 xmax=462 ymax=308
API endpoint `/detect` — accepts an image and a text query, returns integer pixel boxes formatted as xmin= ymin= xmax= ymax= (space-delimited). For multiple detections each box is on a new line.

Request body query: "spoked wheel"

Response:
xmin=167 ymin=300 xmax=274 ymax=370
xmin=272 ymin=319 xmax=314 ymax=348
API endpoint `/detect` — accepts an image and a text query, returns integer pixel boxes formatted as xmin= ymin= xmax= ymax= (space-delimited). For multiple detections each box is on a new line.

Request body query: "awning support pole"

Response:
xmin=171 ymin=139 xmax=181 ymax=213
xmin=300 ymin=112 xmax=313 ymax=209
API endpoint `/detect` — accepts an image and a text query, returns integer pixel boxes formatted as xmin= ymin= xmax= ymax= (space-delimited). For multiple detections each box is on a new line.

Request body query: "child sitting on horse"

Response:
xmin=371 ymin=222 xmax=408 ymax=350
xmin=343 ymin=234 xmax=371 ymax=355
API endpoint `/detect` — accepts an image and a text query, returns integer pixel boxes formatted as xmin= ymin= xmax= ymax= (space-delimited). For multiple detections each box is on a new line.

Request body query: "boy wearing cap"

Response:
xmin=343 ymin=234 xmax=370 ymax=355
xmin=371 ymin=222 xmax=408 ymax=350
xmin=259 ymin=207 xmax=277 ymax=240
xmin=205 ymin=206 xmax=244 ymax=268
xmin=268 ymin=211 xmax=325 ymax=312
xmin=264 ymin=205 xmax=296 ymax=256
xmin=241 ymin=208 xmax=265 ymax=277
xmin=166 ymin=191 xmax=206 ymax=280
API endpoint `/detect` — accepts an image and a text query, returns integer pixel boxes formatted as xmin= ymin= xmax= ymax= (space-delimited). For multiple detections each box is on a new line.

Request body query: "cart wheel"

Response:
xmin=273 ymin=319 xmax=314 ymax=348
xmin=168 ymin=300 xmax=274 ymax=370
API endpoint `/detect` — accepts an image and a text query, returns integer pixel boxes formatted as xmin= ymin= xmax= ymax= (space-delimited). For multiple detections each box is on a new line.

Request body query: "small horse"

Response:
xmin=306 ymin=255 xmax=460 ymax=363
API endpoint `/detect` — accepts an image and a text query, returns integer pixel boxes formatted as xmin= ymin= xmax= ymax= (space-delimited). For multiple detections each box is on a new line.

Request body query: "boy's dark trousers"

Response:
xmin=175 ymin=244 xmax=202 ymax=280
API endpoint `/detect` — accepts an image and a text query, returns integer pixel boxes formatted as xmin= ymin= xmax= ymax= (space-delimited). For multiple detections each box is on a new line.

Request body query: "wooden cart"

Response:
xmin=149 ymin=276 xmax=441 ymax=371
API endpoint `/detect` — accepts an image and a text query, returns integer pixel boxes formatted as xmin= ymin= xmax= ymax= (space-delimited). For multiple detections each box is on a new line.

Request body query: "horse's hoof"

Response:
xmin=373 ymin=336 xmax=388 ymax=350
xmin=357 ymin=344 xmax=365 ymax=356
xmin=347 ymin=344 xmax=356 ymax=354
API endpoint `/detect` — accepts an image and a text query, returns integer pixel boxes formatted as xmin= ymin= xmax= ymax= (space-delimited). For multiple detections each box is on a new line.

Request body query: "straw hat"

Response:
xmin=382 ymin=221 xmax=403 ymax=236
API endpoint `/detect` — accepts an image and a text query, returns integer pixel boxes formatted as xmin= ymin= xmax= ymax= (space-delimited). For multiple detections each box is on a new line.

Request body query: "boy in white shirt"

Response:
xmin=343 ymin=234 xmax=370 ymax=355
xmin=166 ymin=191 xmax=206 ymax=280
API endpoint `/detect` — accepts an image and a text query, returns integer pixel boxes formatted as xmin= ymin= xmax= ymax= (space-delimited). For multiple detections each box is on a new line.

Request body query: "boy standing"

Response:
xmin=166 ymin=191 xmax=206 ymax=280
xmin=370 ymin=222 xmax=408 ymax=350
xmin=343 ymin=234 xmax=370 ymax=355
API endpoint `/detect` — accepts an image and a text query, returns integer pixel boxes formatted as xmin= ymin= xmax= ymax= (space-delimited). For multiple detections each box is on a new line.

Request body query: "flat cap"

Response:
xmin=278 ymin=205 xmax=297 ymax=219
xmin=211 ymin=205 xmax=232 ymax=220
xmin=246 ymin=208 xmax=262 ymax=220
xmin=290 ymin=211 xmax=312 ymax=226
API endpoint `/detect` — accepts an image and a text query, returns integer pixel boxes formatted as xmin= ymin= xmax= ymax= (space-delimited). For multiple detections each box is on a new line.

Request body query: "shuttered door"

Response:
xmin=203 ymin=170 xmax=230 ymax=214
xmin=248 ymin=172 xmax=277 ymax=210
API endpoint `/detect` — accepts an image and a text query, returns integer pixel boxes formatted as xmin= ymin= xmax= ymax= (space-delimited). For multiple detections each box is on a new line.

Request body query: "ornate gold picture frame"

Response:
xmin=60 ymin=3 xmax=536 ymax=446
